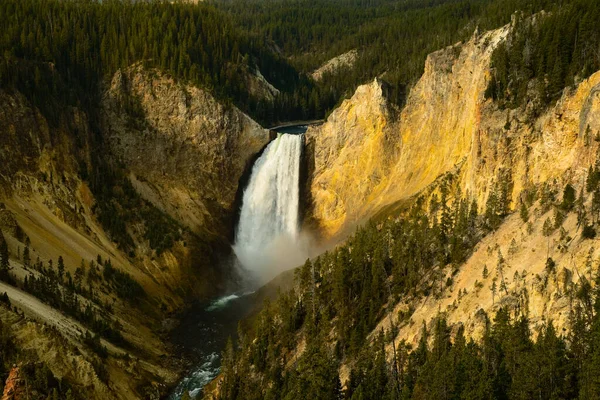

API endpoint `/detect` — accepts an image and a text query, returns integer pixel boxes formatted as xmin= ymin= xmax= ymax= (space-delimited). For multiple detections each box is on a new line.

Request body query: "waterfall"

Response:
xmin=233 ymin=133 xmax=304 ymax=282
xmin=170 ymin=131 xmax=305 ymax=399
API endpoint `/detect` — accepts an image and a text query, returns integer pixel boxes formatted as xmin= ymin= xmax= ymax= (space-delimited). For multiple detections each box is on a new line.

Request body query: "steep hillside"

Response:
xmin=0 ymin=64 xmax=271 ymax=398
xmin=311 ymin=50 xmax=359 ymax=81
xmin=0 ymin=63 xmax=269 ymax=304
xmin=304 ymin=26 xmax=508 ymax=237
xmin=302 ymin=10 xmax=600 ymax=359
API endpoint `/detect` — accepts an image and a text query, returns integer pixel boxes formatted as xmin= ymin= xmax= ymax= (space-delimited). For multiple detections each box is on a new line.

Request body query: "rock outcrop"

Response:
xmin=303 ymin=17 xmax=600 ymax=370
xmin=0 ymin=64 xmax=273 ymax=400
xmin=101 ymin=65 xmax=270 ymax=238
xmin=305 ymin=77 xmax=397 ymax=236
xmin=246 ymin=67 xmax=280 ymax=102
xmin=375 ymin=204 xmax=600 ymax=354
xmin=311 ymin=49 xmax=359 ymax=81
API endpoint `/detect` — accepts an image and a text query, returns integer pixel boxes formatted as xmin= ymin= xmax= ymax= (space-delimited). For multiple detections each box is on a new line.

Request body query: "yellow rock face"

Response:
xmin=306 ymin=22 xmax=600 ymax=239
xmin=306 ymin=78 xmax=394 ymax=236
xmin=306 ymin=27 xmax=511 ymax=237
xmin=374 ymin=207 xmax=600 ymax=356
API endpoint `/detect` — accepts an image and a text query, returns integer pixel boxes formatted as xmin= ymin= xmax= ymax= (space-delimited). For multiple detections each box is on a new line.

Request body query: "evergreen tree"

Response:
xmin=562 ymin=183 xmax=576 ymax=211
xmin=0 ymin=230 xmax=9 ymax=275
xmin=519 ymin=201 xmax=529 ymax=223
xmin=57 ymin=256 xmax=65 ymax=282
xmin=23 ymin=243 xmax=30 ymax=268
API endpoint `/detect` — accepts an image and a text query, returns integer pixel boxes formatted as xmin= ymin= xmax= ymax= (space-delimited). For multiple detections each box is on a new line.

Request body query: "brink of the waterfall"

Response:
xmin=233 ymin=133 xmax=306 ymax=284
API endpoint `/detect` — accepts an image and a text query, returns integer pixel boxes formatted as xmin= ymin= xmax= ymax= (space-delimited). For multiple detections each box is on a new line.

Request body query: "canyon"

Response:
xmin=2 ymin=7 xmax=600 ymax=400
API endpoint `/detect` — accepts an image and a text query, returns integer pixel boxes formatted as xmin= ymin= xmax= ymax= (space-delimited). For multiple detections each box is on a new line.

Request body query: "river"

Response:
xmin=168 ymin=292 xmax=256 ymax=399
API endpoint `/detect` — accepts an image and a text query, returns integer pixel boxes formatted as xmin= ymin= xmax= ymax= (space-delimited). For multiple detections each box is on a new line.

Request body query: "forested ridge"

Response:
xmin=0 ymin=0 xmax=321 ymax=252
xmin=213 ymin=0 xmax=592 ymax=108
xmin=486 ymin=0 xmax=600 ymax=111
xmin=1 ymin=231 xmax=113 ymax=398
xmin=0 ymin=0 xmax=313 ymax=125
xmin=2 ymin=0 xmax=600 ymax=398
xmin=2 ymin=0 xmax=598 ymax=128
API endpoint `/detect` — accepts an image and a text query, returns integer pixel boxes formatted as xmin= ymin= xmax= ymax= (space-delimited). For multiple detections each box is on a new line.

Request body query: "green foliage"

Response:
xmin=540 ymin=182 xmax=557 ymax=214
xmin=22 ymin=243 xmax=30 ymax=268
xmin=91 ymin=359 xmax=109 ymax=384
xmin=345 ymin=331 xmax=389 ymax=400
xmin=519 ymin=201 xmax=529 ymax=223
xmin=0 ymin=317 xmax=16 ymax=379
xmin=218 ymin=0 xmax=562 ymax=109
xmin=223 ymin=300 xmax=600 ymax=400
xmin=586 ymin=166 xmax=600 ymax=193
xmin=1 ymin=354 xmax=79 ymax=400
xmin=83 ymin=331 xmax=108 ymax=359
xmin=484 ymin=169 xmax=513 ymax=231
xmin=0 ymin=0 xmax=311 ymax=126
xmin=0 ymin=230 xmax=12 ymax=284
xmin=582 ymin=225 xmax=596 ymax=239
xmin=542 ymin=217 xmax=554 ymax=236
xmin=283 ymin=341 xmax=342 ymax=400
xmin=545 ymin=257 xmax=556 ymax=274
xmin=4 ymin=0 xmax=544 ymax=126
xmin=139 ymin=207 xmax=181 ymax=256
xmin=18 ymin=363 xmax=78 ymax=400
xmin=0 ymin=292 xmax=9 ymax=306
xmin=91 ymin=176 xmax=136 ymax=252
xmin=91 ymin=169 xmax=183 ymax=255
xmin=487 ymin=0 xmax=600 ymax=110
xmin=0 ymin=231 xmax=8 ymax=268
xmin=1 ymin=0 xmax=592 ymax=264
xmin=102 ymin=258 xmax=145 ymax=302
xmin=219 ymin=171 xmax=600 ymax=400
xmin=219 ymin=190 xmax=483 ymax=399
xmin=562 ymin=184 xmax=576 ymax=211
xmin=22 ymin=257 xmax=127 ymax=346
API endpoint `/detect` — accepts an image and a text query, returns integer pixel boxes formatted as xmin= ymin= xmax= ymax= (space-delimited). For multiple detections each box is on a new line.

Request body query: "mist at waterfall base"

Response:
xmin=233 ymin=132 xmax=311 ymax=286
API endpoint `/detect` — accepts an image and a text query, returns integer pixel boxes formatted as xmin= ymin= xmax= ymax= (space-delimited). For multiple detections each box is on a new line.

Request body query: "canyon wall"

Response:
xmin=305 ymin=22 xmax=600 ymax=239
xmin=0 ymin=65 xmax=273 ymax=399
xmin=102 ymin=65 xmax=270 ymax=238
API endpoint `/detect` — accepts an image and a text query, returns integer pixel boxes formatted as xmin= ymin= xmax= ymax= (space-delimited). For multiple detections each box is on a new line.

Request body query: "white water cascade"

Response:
xmin=169 ymin=131 xmax=305 ymax=400
xmin=233 ymin=133 xmax=305 ymax=282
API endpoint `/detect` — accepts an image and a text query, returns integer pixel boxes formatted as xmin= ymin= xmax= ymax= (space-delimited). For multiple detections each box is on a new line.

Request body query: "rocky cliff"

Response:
xmin=0 ymin=64 xmax=270 ymax=303
xmin=311 ymin=49 xmax=359 ymax=81
xmin=306 ymin=21 xmax=600 ymax=239
xmin=305 ymin=26 xmax=510 ymax=237
xmin=102 ymin=65 xmax=270 ymax=238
